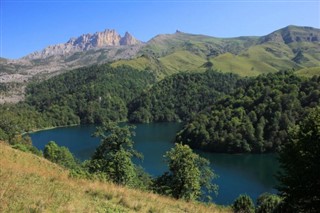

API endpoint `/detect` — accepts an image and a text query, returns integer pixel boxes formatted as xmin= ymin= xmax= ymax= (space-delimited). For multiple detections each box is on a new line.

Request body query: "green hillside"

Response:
xmin=296 ymin=66 xmax=320 ymax=77
xmin=112 ymin=26 xmax=320 ymax=77
xmin=128 ymin=70 xmax=240 ymax=123
xmin=0 ymin=142 xmax=229 ymax=213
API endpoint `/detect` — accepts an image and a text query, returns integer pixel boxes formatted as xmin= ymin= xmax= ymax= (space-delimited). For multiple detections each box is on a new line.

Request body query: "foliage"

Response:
xmin=232 ymin=194 xmax=255 ymax=213
xmin=88 ymin=122 xmax=148 ymax=188
xmin=276 ymin=107 xmax=320 ymax=212
xmin=256 ymin=193 xmax=282 ymax=213
xmin=26 ymin=64 xmax=156 ymax=124
xmin=176 ymin=71 xmax=320 ymax=153
xmin=0 ymin=103 xmax=51 ymax=143
xmin=154 ymin=143 xmax=218 ymax=201
xmin=12 ymin=135 xmax=42 ymax=156
xmin=44 ymin=141 xmax=79 ymax=169
xmin=12 ymin=143 xmax=42 ymax=156
xmin=128 ymin=70 xmax=240 ymax=123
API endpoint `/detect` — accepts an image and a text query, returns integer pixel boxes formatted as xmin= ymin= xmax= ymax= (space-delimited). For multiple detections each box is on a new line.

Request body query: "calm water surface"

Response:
xmin=31 ymin=123 xmax=278 ymax=205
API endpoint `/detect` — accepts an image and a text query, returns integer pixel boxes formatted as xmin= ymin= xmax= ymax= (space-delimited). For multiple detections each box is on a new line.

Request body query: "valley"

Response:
xmin=1 ymin=24 xmax=320 ymax=212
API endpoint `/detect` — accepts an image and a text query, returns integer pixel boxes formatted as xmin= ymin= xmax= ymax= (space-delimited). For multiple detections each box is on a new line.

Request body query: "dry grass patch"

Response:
xmin=0 ymin=142 xmax=230 ymax=212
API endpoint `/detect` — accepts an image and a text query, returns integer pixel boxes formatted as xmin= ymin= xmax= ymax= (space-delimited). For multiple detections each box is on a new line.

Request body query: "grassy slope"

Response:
xmin=159 ymin=50 xmax=207 ymax=73
xmin=0 ymin=142 xmax=230 ymax=213
xmin=111 ymin=27 xmax=320 ymax=78
xmin=296 ymin=66 xmax=320 ymax=77
xmin=111 ymin=33 xmax=257 ymax=77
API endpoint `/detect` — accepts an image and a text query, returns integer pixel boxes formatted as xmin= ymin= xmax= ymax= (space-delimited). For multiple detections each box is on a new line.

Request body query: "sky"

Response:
xmin=1 ymin=0 xmax=320 ymax=59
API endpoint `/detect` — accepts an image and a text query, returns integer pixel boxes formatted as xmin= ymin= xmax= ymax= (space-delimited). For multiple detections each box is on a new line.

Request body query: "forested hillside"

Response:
xmin=26 ymin=65 xmax=156 ymax=124
xmin=176 ymin=71 xmax=320 ymax=153
xmin=128 ymin=70 xmax=241 ymax=123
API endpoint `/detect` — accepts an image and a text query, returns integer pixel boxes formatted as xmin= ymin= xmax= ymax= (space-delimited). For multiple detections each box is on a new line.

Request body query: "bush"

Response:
xmin=256 ymin=193 xmax=282 ymax=213
xmin=232 ymin=194 xmax=254 ymax=213
xmin=12 ymin=143 xmax=42 ymax=156
xmin=43 ymin=141 xmax=78 ymax=169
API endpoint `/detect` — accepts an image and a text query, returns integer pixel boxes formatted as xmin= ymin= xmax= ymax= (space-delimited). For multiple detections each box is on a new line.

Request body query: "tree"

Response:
xmin=232 ymin=194 xmax=255 ymax=213
xmin=256 ymin=193 xmax=282 ymax=213
xmin=44 ymin=141 xmax=78 ymax=169
xmin=276 ymin=107 xmax=320 ymax=212
xmin=89 ymin=122 xmax=143 ymax=187
xmin=155 ymin=143 xmax=218 ymax=201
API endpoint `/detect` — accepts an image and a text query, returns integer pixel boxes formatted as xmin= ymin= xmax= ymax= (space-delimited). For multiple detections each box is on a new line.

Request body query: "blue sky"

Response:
xmin=1 ymin=0 xmax=319 ymax=59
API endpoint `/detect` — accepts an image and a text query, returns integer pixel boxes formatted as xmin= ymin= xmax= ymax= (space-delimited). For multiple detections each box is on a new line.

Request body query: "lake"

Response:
xmin=30 ymin=122 xmax=279 ymax=205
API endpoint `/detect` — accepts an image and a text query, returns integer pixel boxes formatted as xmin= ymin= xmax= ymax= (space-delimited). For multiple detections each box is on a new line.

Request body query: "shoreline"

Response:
xmin=22 ymin=124 xmax=79 ymax=135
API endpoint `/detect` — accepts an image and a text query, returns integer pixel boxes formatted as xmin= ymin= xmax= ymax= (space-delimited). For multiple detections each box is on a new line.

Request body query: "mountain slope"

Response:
xmin=0 ymin=29 xmax=144 ymax=87
xmin=113 ymin=25 xmax=320 ymax=77
xmin=1 ymin=25 xmax=319 ymax=103
xmin=0 ymin=142 xmax=229 ymax=212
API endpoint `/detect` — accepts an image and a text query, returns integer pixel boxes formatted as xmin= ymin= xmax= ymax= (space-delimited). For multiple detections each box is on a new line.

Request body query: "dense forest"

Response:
xmin=0 ymin=103 xmax=50 ymax=143
xmin=128 ymin=70 xmax=241 ymax=123
xmin=0 ymin=65 xmax=156 ymax=143
xmin=176 ymin=71 xmax=320 ymax=153
xmin=26 ymin=65 xmax=156 ymax=124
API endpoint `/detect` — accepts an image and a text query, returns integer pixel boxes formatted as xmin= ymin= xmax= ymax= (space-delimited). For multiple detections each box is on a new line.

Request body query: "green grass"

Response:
xmin=111 ymin=28 xmax=319 ymax=78
xmin=296 ymin=67 xmax=320 ymax=77
xmin=159 ymin=50 xmax=207 ymax=73
xmin=112 ymin=56 xmax=157 ymax=71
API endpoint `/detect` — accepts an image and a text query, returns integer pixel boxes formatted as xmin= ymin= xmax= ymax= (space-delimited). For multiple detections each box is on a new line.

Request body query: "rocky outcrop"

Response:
xmin=25 ymin=29 xmax=141 ymax=59
xmin=120 ymin=32 xmax=141 ymax=45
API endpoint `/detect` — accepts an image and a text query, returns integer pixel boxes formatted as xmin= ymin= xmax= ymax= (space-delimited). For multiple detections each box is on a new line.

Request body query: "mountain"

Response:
xmin=113 ymin=25 xmax=320 ymax=76
xmin=259 ymin=25 xmax=320 ymax=44
xmin=0 ymin=29 xmax=144 ymax=103
xmin=1 ymin=25 xmax=319 ymax=103
xmin=24 ymin=29 xmax=141 ymax=60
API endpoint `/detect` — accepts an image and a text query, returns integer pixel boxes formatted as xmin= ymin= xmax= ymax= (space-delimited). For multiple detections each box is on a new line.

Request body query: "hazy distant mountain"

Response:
xmin=0 ymin=25 xmax=319 ymax=103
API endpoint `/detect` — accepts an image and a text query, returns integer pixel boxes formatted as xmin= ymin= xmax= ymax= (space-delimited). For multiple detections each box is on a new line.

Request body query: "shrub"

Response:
xmin=232 ymin=194 xmax=254 ymax=213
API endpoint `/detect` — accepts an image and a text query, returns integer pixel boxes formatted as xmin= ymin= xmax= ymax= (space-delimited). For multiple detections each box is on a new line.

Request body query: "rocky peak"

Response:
xmin=24 ymin=29 xmax=141 ymax=59
xmin=120 ymin=32 xmax=141 ymax=45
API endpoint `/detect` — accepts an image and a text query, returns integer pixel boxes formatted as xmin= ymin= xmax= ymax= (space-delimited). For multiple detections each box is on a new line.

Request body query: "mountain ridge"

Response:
xmin=0 ymin=25 xmax=319 ymax=103
xmin=24 ymin=29 xmax=141 ymax=60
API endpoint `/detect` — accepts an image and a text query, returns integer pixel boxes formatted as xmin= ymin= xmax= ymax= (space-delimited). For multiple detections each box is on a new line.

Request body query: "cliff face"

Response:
xmin=25 ymin=29 xmax=141 ymax=59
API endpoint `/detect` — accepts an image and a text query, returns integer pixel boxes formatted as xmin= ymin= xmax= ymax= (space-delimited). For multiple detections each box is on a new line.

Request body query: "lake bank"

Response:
xmin=30 ymin=122 xmax=279 ymax=205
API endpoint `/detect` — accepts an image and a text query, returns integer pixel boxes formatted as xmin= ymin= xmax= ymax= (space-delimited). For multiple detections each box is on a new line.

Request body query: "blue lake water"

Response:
xmin=31 ymin=122 xmax=278 ymax=205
